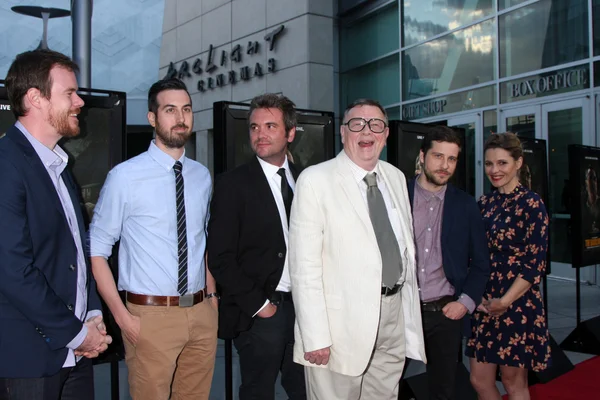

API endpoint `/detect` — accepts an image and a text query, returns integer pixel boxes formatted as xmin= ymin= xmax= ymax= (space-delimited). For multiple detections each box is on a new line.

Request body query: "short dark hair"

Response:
xmin=148 ymin=78 xmax=190 ymax=114
xmin=343 ymin=99 xmax=388 ymax=122
xmin=248 ymin=93 xmax=297 ymax=133
xmin=484 ymin=132 xmax=523 ymax=161
xmin=420 ymin=125 xmax=462 ymax=154
xmin=6 ymin=49 xmax=79 ymax=119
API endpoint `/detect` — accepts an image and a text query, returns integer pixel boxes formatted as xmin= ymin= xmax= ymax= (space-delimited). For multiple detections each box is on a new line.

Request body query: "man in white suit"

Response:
xmin=289 ymin=98 xmax=426 ymax=399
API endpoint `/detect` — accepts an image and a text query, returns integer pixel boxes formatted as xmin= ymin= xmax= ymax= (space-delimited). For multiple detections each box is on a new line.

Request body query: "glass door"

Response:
xmin=447 ymin=114 xmax=483 ymax=198
xmin=542 ymin=98 xmax=594 ymax=282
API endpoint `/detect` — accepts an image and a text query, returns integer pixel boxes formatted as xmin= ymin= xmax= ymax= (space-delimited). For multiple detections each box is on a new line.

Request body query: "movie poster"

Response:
xmin=387 ymin=121 xmax=467 ymax=192
xmin=0 ymin=95 xmax=124 ymax=221
xmin=520 ymin=138 xmax=549 ymax=206
xmin=214 ymin=102 xmax=334 ymax=173
xmin=569 ymin=145 xmax=600 ymax=267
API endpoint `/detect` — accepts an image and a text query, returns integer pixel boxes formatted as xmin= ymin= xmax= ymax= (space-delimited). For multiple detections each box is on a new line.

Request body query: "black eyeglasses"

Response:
xmin=342 ymin=117 xmax=388 ymax=134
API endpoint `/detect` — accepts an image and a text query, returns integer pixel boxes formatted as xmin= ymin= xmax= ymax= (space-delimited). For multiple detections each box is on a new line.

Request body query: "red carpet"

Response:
xmin=502 ymin=355 xmax=600 ymax=399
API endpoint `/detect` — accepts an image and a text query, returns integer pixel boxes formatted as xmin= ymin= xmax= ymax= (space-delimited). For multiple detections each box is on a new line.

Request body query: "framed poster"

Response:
xmin=212 ymin=101 xmax=335 ymax=174
xmin=386 ymin=120 xmax=468 ymax=192
xmin=569 ymin=144 xmax=600 ymax=268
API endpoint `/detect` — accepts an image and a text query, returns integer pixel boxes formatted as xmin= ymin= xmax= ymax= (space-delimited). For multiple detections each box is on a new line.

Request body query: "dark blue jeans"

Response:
xmin=0 ymin=357 xmax=94 ymax=400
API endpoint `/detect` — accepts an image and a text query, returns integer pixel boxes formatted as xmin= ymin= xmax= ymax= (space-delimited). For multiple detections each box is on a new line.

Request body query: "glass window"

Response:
xmin=595 ymin=61 xmax=600 ymax=86
xmin=499 ymin=0 xmax=589 ymax=78
xmin=594 ymin=0 xmax=600 ymax=55
xmin=403 ymin=0 xmax=495 ymax=47
xmin=500 ymin=65 xmax=589 ymax=103
xmin=403 ymin=19 xmax=495 ymax=101
xmin=402 ymin=85 xmax=496 ymax=120
xmin=499 ymin=0 xmax=529 ymax=10
xmin=340 ymin=4 xmax=399 ymax=71
xmin=483 ymin=109 xmax=498 ymax=195
xmin=341 ymin=55 xmax=400 ymax=111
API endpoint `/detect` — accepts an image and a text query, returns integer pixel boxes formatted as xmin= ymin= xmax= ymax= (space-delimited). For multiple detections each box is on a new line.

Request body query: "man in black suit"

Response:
xmin=407 ymin=125 xmax=489 ymax=400
xmin=0 ymin=50 xmax=111 ymax=400
xmin=207 ymin=93 xmax=306 ymax=400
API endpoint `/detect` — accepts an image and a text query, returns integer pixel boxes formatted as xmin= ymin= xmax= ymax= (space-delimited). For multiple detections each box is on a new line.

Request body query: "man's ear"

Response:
xmin=147 ymin=111 xmax=156 ymax=127
xmin=24 ymin=88 xmax=43 ymax=111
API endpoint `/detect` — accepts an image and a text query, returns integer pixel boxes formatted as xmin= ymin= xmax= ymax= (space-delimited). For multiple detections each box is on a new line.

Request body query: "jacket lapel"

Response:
xmin=335 ymin=152 xmax=374 ymax=236
xmin=441 ymin=184 xmax=455 ymax=245
xmin=248 ymin=158 xmax=284 ymax=230
xmin=8 ymin=127 xmax=70 ymax=222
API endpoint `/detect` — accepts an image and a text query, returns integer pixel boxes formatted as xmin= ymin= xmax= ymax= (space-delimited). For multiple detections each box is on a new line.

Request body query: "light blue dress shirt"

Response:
xmin=17 ymin=121 xmax=100 ymax=367
xmin=89 ymin=141 xmax=211 ymax=296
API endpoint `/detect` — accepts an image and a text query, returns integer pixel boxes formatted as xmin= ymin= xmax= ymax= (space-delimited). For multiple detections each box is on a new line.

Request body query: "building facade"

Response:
xmin=165 ymin=0 xmax=597 ymax=283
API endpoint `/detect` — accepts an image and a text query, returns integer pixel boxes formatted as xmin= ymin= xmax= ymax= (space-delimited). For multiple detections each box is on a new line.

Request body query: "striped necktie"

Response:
xmin=173 ymin=161 xmax=188 ymax=296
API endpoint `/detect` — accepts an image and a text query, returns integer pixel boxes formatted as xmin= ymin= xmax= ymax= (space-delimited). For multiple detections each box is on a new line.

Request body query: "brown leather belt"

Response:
xmin=125 ymin=289 xmax=205 ymax=307
xmin=421 ymin=295 xmax=455 ymax=312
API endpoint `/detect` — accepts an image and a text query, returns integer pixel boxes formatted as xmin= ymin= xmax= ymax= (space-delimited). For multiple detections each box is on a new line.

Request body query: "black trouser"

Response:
xmin=233 ymin=292 xmax=306 ymax=400
xmin=421 ymin=309 xmax=462 ymax=400
xmin=0 ymin=357 xmax=94 ymax=400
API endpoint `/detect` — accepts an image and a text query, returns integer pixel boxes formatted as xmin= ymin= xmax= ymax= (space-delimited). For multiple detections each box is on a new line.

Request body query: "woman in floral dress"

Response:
xmin=466 ymin=133 xmax=551 ymax=399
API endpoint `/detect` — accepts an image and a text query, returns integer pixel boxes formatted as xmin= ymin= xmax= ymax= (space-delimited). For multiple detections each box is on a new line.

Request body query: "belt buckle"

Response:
xmin=179 ymin=294 xmax=194 ymax=307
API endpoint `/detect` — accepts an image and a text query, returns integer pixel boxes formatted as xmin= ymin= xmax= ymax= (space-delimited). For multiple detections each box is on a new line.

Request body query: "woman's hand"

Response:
xmin=486 ymin=298 xmax=509 ymax=317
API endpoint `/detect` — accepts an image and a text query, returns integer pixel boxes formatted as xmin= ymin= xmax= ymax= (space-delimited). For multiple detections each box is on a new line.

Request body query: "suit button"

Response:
xmin=67 ymin=304 xmax=74 ymax=311
xmin=69 ymin=264 xmax=76 ymax=271
xmin=278 ymin=252 xmax=284 ymax=258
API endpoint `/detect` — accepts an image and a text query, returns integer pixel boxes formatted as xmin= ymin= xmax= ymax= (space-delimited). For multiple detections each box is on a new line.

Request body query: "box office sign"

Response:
xmin=504 ymin=67 xmax=589 ymax=102
xmin=164 ymin=25 xmax=285 ymax=93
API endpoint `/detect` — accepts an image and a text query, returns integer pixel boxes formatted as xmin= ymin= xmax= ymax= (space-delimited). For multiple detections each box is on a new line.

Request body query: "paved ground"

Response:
xmin=94 ymin=279 xmax=600 ymax=399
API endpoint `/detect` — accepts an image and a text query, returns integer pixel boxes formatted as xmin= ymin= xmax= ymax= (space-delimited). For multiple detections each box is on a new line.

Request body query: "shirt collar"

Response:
xmin=257 ymin=155 xmax=290 ymax=179
xmin=415 ymin=174 xmax=447 ymax=200
xmin=16 ymin=121 xmax=68 ymax=171
xmin=343 ymin=150 xmax=381 ymax=185
xmin=148 ymin=140 xmax=186 ymax=171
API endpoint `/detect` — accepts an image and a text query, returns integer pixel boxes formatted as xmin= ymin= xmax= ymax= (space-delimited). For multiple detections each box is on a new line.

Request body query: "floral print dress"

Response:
xmin=465 ymin=185 xmax=551 ymax=371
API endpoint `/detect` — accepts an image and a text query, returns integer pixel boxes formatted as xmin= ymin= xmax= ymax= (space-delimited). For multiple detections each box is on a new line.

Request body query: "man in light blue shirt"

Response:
xmin=89 ymin=78 xmax=218 ymax=399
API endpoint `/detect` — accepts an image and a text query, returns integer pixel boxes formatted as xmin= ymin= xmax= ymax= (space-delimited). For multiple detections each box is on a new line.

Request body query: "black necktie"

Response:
xmin=173 ymin=161 xmax=188 ymax=296
xmin=277 ymin=168 xmax=293 ymax=223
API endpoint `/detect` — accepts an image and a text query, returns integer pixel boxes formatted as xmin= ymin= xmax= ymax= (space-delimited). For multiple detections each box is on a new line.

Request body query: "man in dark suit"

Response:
xmin=207 ymin=93 xmax=306 ymax=400
xmin=407 ymin=125 xmax=489 ymax=400
xmin=0 ymin=50 xmax=111 ymax=400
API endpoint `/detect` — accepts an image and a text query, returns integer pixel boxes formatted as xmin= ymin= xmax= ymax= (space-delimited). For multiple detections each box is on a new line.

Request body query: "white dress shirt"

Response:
xmin=343 ymin=151 xmax=407 ymax=286
xmin=254 ymin=156 xmax=295 ymax=315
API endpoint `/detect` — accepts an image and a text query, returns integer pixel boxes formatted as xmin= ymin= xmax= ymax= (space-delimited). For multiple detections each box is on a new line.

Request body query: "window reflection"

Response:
xmin=341 ymin=55 xmax=400 ymax=110
xmin=403 ymin=19 xmax=495 ymax=101
xmin=499 ymin=0 xmax=588 ymax=78
xmin=499 ymin=0 xmax=529 ymax=10
xmin=593 ymin=0 xmax=600 ymax=55
xmin=341 ymin=4 xmax=399 ymax=71
xmin=402 ymin=0 xmax=494 ymax=47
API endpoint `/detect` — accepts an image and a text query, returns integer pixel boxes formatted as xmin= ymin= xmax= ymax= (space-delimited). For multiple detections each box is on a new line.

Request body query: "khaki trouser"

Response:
xmin=123 ymin=299 xmax=218 ymax=400
xmin=305 ymin=291 xmax=406 ymax=400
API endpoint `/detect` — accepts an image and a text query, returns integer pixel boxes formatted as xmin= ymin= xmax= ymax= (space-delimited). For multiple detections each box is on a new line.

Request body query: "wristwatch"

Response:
xmin=206 ymin=292 xmax=220 ymax=300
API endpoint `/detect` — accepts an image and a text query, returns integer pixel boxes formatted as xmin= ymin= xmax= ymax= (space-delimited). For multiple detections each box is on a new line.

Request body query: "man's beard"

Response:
xmin=49 ymin=106 xmax=81 ymax=138
xmin=423 ymin=165 xmax=451 ymax=187
xmin=155 ymin=121 xmax=191 ymax=149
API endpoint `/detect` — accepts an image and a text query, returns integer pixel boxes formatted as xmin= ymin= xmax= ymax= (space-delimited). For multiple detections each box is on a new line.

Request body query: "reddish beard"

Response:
xmin=49 ymin=106 xmax=81 ymax=138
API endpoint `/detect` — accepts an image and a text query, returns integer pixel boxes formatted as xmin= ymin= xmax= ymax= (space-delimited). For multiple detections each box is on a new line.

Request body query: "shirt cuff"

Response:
xmin=85 ymin=310 xmax=103 ymax=321
xmin=252 ymin=299 xmax=270 ymax=317
xmin=458 ymin=293 xmax=476 ymax=314
xmin=66 ymin=325 xmax=87 ymax=350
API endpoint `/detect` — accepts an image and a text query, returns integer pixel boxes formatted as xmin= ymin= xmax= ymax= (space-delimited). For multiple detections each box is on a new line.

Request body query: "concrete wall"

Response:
xmin=159 ymin=0 xmax=335 ymax=170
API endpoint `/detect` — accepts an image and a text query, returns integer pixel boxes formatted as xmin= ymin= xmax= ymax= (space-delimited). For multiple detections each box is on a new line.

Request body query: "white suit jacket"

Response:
xmin=289 ymin=150 xmax=426 ymax=377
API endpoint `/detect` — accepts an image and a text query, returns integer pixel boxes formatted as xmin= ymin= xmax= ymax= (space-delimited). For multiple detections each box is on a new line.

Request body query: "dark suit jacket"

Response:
xmin=408 ymin=180 xmax=490 ymax=307
xmin=207 ymin=158 xmax=299 ymax=339
xmin=0 ymin=125 xmax=101 ymax=378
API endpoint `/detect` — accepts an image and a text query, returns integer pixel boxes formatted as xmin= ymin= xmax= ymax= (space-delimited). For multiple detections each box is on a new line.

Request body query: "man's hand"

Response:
xmin=117 ymin=311 xmax=141 ymax=345
xmin=75 ymin=316 xmax=112 ymax=358
xmin=442 ymin=301 xmax=468 ymax=320
xmin=304 ymin=347 xmax=330 ymax=366
xmin=256 ymin=303 xmax=277 ymax=318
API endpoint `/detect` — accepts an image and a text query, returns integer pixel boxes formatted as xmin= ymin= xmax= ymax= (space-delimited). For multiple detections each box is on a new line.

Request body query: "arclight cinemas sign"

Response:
xmin=164 ymin=25 xmax=285 ymax=93
xmin=509 ymin=67 xmax=588 ymax=99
